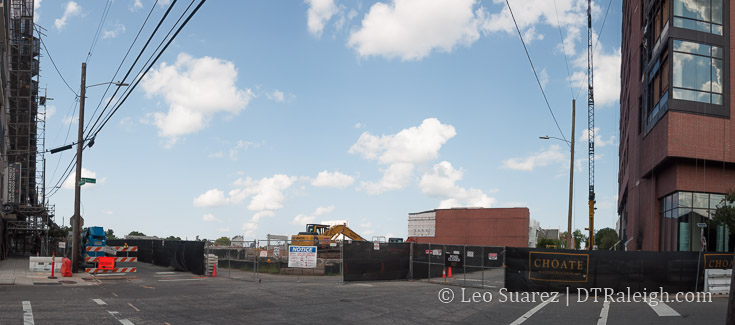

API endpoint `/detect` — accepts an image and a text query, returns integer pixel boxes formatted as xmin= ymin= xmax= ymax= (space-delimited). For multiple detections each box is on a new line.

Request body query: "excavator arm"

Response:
xmin=324 ymin=225 xmax=366 ymax=241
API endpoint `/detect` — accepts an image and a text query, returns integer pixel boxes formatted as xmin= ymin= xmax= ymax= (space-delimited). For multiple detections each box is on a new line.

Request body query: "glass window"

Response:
xmin=694 ymin=193 xmax=709 ymax=208
xmin=673 ymin=0 xmax=723 ymax=35
xmin=672 ymin=40 xmax=723 ymax=104
xmin=710 ymin=194 xmax=725 ymax=209
xmin=678 ymin=192 xmax=692 ymax=207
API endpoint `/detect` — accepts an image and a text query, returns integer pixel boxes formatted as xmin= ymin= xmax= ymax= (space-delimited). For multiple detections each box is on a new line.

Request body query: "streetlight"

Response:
xmin=69 ymin=62 xmax=129 ymax=273
xmin=540 ymin=99 xmax=575 ymax=250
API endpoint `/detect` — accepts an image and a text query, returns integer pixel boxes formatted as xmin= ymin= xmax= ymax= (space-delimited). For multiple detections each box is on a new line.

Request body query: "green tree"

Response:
xmin=712 ymin=190 xmax=735 ymax=232
xmin=595 ymin=227 xmax=620 ymax=250
xmin=105 ymin=229 xmax=117 ymax=240
xmin=164 ymin=236 xmax=181 ymax=241
xmin=128 ymin=231 xmax=146 ymax=237
xmin=573 ymin=229 xmax=588 ymax=250
xmin=214 ymin=236 xmax=231 ymax=246
xmin=537 ymin=238 xmax=563 ymax=249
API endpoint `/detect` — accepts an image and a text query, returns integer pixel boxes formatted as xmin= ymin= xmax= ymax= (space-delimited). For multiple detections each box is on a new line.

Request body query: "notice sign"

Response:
xmin=488 ymin=253 xmax=498 ymax=260
xmin=288 ymin=246 xmax=317 ymax=268
xmin=273 ymin=247 xmax=280 ymax=257
xmin=374 ymin=242 xmax=380 ymax=250
xmin=445 ymin=251 xmax=464 ymax=268
xmin=259 ymin=250 xmax=268 ymax=257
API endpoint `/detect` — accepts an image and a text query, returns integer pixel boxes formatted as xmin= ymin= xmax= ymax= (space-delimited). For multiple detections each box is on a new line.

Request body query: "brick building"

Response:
xmin=407 ymin=208 xmax=529 ymax=247
xmin=619 ymin=0 xmax=734 ymax=252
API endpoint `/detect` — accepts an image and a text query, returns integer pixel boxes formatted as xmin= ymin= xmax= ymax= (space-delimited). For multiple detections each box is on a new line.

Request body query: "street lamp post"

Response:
xmin=540 ymin=99 xmax=575 ymax=250
xmin=62 ymin=62 xmax=129 ymax=273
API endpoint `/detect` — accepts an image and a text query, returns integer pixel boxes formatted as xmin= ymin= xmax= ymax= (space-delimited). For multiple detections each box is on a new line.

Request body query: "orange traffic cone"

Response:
xmin=442 ymin=268 xmax=446 ymax=278
xmin=211 ymin=263 xmax=218 ymax=277
xmin=448 ymin=267 xmax=453 ymax=278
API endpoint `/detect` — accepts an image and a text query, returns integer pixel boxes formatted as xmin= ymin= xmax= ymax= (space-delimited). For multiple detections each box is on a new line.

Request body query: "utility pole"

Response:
xmin=567 ymin=100 xmax=575 ymax=250
xmin=71 ymin=62 xmax=86 ymax=273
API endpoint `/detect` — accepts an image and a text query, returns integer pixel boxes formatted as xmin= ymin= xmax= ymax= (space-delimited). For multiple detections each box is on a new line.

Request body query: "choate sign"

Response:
xmin=288 ymin=246 xmax=317 ymax=268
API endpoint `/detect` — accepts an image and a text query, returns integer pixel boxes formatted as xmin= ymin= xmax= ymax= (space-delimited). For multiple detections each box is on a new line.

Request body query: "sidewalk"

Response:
xmin=0 ymin=257 xmax=98 ymax=286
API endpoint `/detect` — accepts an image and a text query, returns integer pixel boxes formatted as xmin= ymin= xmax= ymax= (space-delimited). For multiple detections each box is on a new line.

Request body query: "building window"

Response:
xmin=672 ymin=40 xmax=723 ymax=104
xmin=673 ymin=0 xmax=723 ymax=35
xmin=660 ymin=191 xmax=731 ymax=252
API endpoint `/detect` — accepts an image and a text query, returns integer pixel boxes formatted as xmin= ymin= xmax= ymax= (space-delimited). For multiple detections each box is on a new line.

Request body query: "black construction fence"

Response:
xmin=504 ymin=247 xmax=733 ymax=293
xmin=343 ymin=241 xmax=410 ymax=281
xmin=107 ymin=239 xmax=205 ymax=275
xmin=411 ymin=243 xmax=505 ymax=288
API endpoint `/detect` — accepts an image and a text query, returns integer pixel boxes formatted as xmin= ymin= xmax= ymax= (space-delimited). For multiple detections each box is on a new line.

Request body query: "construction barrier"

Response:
xmin=704 ymin=269 xmax=732 ymax=295
xmin=107 ymin=239 xmax=205 ymax=275
xmin=85 ymin=256 xmax=137 ymax=263
xmin=85 ymin=267 xmax=137 ymax=273
xmin=29 ymin=256 xmax=62 ymax=272
xmin=343 ymin=241 xmax=410 ymax=281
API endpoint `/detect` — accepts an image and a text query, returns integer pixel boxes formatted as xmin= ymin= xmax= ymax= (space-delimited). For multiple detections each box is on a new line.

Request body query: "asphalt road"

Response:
xmin=0 ymin=262 xmax=728 ymax=324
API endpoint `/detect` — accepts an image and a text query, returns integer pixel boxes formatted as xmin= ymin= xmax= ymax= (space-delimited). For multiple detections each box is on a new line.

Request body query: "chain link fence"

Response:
xmin=411 ymin=243 xmax=505 ymax=288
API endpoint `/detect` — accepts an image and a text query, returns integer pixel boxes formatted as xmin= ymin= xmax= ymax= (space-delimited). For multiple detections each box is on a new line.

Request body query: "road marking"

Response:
xmin=158 ymin=278 xmax=206 ymax=282
xmin=156 ymin=272 xmax=177 ymax=275
xmin=22 ymin=301 xmax=34 ymax=325
xmin=509 ymin=294 xmax=560 ymax=325
xmin=108 ymin=311 xmax=135 ymax=325
xmin=648 ymin=300 xmax=680 ymax=317
xmin=111 ymin=293 xmax=118 ymax=297
xmin=597 ymin=301 xmax=610 ymax=325
xmin=93 ymin=298 xmax=107 ymax=306
xmin=128 ymin=303 xmax=140 ymax=312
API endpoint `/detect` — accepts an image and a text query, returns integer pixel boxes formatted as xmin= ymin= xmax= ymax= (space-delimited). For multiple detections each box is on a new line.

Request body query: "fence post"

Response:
xmin=428 ymin=243 xmax=431 ymax=283
xmin=228 ymin=247 xmax=231 ymax=278
xmin=409 ymin=242 xmax=413 ymax=281
xmin=463 ymin=245 xmax=466 ymax=287
xmin=340 ymin=239 xmax=344 ymax=284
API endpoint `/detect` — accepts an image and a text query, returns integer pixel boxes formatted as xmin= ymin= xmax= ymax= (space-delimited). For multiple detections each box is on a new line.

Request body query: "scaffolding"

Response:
xmin=4 ymin=0 xmax=52 ymax=256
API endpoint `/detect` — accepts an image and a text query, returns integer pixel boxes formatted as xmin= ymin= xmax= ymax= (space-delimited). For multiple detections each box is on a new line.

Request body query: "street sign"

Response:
xmin=288 ymin=246 xmax=317 ymax=268
xmin=697 ymin=223 xmax=707 ymax=228
xmin=79 ymin=177 xmax=96 ymax=186
xmin=99 ymin=257 xmax=115 ymax=270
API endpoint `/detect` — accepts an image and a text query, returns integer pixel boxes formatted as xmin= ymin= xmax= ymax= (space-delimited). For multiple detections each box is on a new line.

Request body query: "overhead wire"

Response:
xmin=505 ymin=0 xmax=569 ymax=145
xmin=37 ymin=36 xmax=79 ymax=97
xmin=86 ymin=0 xmax=113 ymax=64
xmin=90 ymin=0 xmax=206 ymax=140
xmin=84 ymin=0 xmax=163 ymax=136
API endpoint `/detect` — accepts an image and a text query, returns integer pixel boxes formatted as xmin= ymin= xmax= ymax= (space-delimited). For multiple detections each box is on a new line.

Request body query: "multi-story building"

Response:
xmin=619 ymin=0 xmax=733 ymax=252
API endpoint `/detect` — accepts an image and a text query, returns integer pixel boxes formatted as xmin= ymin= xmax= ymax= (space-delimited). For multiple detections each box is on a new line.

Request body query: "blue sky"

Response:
xmin=36 ymin=0 xmax=622 ymax=241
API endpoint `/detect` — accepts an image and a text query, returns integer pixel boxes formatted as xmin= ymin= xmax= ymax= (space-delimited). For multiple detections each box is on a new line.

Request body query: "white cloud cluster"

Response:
xmin=348 ymin=0 xmax=483 ymax=61
xmin=229 ymin=140 xmax=261 ymax=160
xmin=54 ymin=1 xmax=81 ymax=30
xmin=579 ymin=127 xmax=617 ymax=147
xmin=311 ymin=170 xmax=355 ymax=188
xmin=349 ymin=118 xmax=456 ymax=194
xmin=305 ymin=0 xmax=339 ymax=38
xmin=103 ymin=23 xmax=126 ymax=39
xmin=34 ymin=0 xmax=42 ymax=22
xmin=292 ymin=205 xmax=335 ymax=225
xmin=130 ymin=0 xmax=143 ymax=11
xmin=194 ymin=175 xmax=297 ymax=237
xmin=501 ymin=145 xmax=567 ymax=171
xmin=202 ymin=213 xmax=221 ymax=223
xmin=141 ymin=53 xmax=254 ymax=146
xmin=570 ymin=43 xmax=622 ymax=107
xmin=419 ymin=161 xmax=495 ymax=208
xmin=267 ymin=90 xmax=286 ymax=103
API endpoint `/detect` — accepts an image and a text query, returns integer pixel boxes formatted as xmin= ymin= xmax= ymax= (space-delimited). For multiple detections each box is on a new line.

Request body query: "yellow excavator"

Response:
xmin=291 ymin=224 xmax=366 ymax=246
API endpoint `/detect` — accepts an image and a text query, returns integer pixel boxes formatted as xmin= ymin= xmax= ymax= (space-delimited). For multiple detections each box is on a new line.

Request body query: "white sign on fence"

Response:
xmin=259 ymin=250 xmax=268 ymax=257
xmin=58 ymin=242 xmax=66 ymax=249
xmin=288 ymin=246 xmax=317 ymax=268
xmin=273 ymin=247 xmax=280 ymax=257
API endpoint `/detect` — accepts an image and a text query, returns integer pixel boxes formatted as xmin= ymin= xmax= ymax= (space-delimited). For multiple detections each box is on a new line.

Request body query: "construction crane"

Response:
xmin=586 ymin=0 xmax=596 ymax=250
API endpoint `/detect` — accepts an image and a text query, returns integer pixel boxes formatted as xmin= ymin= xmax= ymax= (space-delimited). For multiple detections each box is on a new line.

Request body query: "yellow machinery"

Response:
xmin=291 ymin=224 xmax=366 ymax=246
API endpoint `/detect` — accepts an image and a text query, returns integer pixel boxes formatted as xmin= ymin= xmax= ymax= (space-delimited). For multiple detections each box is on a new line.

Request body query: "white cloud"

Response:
xmin=311 ymin=170 xmax=355 ymax=188
xmin=39 ymin=105 xmax=56 ymax=121
xmin=292 ymin=205 xmax=335 ymax=225
xmin=103 ymin=23 xmax=126 ymax=39
xmin=208 ymin=152 xmax=224 ymax=159
xmin=570 ymin=44 xmax=621 ymax=107
xmin=354 ymin=122 xmax=362 ymax=129
xmin=350 ymin=118 xmax=456 ymax=194
xmin=62 ymin=116 xmax=75 ymax=125
xmin=305 ymin=0 xmax=339 ymax=38
xmin=349 ymin=118 xmax=456 ymax=165
xmin=54 ymin=1 xmax=82 ymax=30
xmin=501 ymin=145 xmax=567 ymax=171
xmin=360 ymin=162 xmax=414 ymax=195
xmin=130 ymin=0 xmax=143 ymax=11
xmin=62 ymin=168 xmax=101 ymax=190
xmin=419 ymin=161 xmax=495 ymax=208
xmin=228 ymin=175 xmax=298 ymax=211
xmin=34 ymin=0 xmax=42 ymax=22
xmin=348 ymin=0 xmax=484 ymax=61
xmin=267 ymin=89 xmax=285 ymax=102
xmin=193 ymin=189 xmax=228 ymax=207
xmin=229 ymin=140 xmax=261 ymax=160
xmin=579 ymin=127 xmax=617 ymax=147
xmin=202 ymin=213 xmax=221 ymax=223
xmin=217 ymin=227 xmax=230 ymax=233
xmin=141 ymin=53 xmax=254 ymax=146
xmin=539 ymin=68 xmax=549 ymax=89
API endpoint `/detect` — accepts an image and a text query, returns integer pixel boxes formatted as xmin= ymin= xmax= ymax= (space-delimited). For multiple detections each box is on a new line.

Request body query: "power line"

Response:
xmin=86 ymin=0 xmax=113 ymax=63
xmin=505 ymin=0 xmax=569 ymax=145
xmin=91 ymin=0 xmax=206 ymax=140
xmin=37 ymin=35 xmax=79 ymax=97
xmin=85 ymin=0 xmax=163 ymax=136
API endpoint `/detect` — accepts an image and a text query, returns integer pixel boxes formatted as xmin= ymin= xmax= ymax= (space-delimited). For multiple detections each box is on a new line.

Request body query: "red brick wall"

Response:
xmin=410 ymin=208 xmax=529 ymax=247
